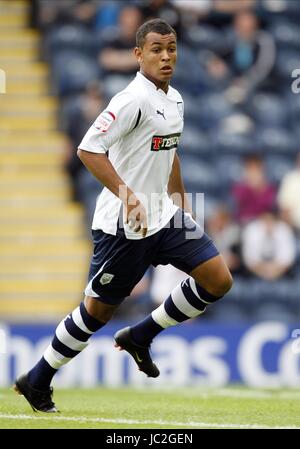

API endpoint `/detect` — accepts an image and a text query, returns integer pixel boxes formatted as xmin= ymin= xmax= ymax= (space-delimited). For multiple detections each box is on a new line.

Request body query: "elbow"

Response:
xmin=77 ymin=149 xmax=83 ymax=160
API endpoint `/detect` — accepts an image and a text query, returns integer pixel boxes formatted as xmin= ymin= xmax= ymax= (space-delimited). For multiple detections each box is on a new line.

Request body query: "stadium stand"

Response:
xmin=1 ymin=0 xmax=300 ymax=323
xmin=0 ymin=0 xmax=91 ymax=321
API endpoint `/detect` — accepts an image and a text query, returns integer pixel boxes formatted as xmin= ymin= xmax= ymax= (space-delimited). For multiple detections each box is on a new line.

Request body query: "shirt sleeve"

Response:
xmin=78 ymin=90 xmax=140 ymax=154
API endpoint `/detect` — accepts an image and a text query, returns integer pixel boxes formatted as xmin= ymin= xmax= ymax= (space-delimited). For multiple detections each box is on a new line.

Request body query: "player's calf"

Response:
xmin=190 ymin=254 xmax=233 ymax=298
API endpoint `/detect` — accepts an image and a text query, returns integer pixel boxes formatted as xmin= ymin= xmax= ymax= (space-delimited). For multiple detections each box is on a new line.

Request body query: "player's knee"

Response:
xmin=212 ymin=272 xmax=233 ymax=298
xmin=84 ymin=296 xmax=118 ymax=324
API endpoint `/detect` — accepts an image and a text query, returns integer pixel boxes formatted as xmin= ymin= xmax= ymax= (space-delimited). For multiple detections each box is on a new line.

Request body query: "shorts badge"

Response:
xmin=100 ymin=273 xmax=114 ymax=285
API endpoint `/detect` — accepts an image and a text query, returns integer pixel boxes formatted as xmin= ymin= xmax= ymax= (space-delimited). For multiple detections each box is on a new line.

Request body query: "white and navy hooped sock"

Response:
xmin=28 ymin=302 xmax=104 ymax=390
xmin=130 ymin=278 xmax=223 ymax=347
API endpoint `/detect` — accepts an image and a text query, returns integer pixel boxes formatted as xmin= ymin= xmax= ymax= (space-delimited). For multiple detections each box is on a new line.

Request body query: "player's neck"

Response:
xmin=140 ymin=70 xmax=169 ymax=94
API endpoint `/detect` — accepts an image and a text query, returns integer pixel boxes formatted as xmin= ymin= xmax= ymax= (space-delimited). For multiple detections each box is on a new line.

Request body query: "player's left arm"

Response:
xmin=168 ymin=152 xmax=193 ymax=216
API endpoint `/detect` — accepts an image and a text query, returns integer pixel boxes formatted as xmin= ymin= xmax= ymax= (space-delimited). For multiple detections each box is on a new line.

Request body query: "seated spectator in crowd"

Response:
xmin=94 ymin=1 xmax=121 ymax=32
xmin=278 ymin=152 xmax=300 ymax=233
xmin=98 ymin=5 xmax=142 ymax=76
xmin=142 ymin=0 xmax=182 ymax=36
xmin=206 ymin=204 xmax=242 ymax=273
xmin=36 ymin=0 xmax=97 ymax=31
xmin=215 ymin=10 xmax=276 ymax=103
xmin=150 ymin=265 xmax=187 ymax=306
xmin=213 ymin=0 xmax=257 ymax=15
xmin=231 ymin=154 xmax=277 ymax=225
xmin=171 ymin=0 xmax=211 ymax=27
xmin=241 ymin=211 xmax=297 ymax=280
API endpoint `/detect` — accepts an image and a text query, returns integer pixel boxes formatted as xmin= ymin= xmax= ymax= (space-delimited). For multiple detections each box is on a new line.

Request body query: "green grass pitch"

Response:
xmin=1 ymin=386 xmax=300 ymax=429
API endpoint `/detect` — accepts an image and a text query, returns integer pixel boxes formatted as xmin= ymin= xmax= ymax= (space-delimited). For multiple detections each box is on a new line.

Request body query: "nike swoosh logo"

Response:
xmin=135 ymin=352 xmax=143 ymax=363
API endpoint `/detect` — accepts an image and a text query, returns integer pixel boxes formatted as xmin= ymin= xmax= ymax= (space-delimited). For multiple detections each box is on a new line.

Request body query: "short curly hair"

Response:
xmin=136 ymin=18 xmax=176 ymax=48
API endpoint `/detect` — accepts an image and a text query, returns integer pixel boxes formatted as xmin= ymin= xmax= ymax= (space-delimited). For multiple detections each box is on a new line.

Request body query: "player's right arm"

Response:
xmin=77 ymin=150 xmax=147 ymax=236
xmin=77 ymin=91 xmax=147 ymax=237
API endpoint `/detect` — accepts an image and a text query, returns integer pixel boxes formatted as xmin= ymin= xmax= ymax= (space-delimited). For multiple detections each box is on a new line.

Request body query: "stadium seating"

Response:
xmin=180 ymin=155 xmax=220 ymax=195
xmin=0 ymin=1 xmax=91 ymax=321
xmin=270 ymin=20 xmax=300 ymax=50
xmin=183 ymin=24 xmax=230 ymax=54
xmin=171 ymin=44 xmax=202 ymax=95
xmin=264 ymin=154 xmax=294 ymax=184
xmin=179 ymin=125 xmax=213 ymax=158
xmin=212 ymin=130 xmax=259 ymax=156
xmin=246 ymin=92 xmax=288 ymax=127
xmin=214 ymin=155 xmax=244 ymax=188
xmin=4 ymin=0 xmax=300 ymax=323
xmin=276 ymin=48 xmax=300 ymax=80
xmin=257 ymin=126 xmax=298 ymax=155
xmin=51 ymin=51 xmax=100 ymax=96
xmin=45 ymin=25 xmax=96 ymax=60
xmin=198 ymin=93 xmax=237 ymax=129
xmin=101 ymin=74 xmax=134 ymax=98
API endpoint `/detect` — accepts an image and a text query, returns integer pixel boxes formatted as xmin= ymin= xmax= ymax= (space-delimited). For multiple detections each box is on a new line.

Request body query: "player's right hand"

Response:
xmin=125 ymin=197 xmax=148 ymax=238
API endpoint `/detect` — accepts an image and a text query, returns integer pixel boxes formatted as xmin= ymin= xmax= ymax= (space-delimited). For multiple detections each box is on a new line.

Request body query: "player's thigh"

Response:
xmin=86 ymin=229 xmax=151 ymax=303
xmin=189 ymin=254 xmax=233 ymax=297
xmin=154 ymin=210 xmax=233 ymax=296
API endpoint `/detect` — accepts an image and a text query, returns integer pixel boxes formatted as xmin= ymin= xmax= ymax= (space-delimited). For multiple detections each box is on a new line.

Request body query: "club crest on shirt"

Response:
xmin=177 ymin=102 xmax=184 ymax=119
xmin=151 ymin=133 xmax=181 ymax=151
xmin=94 ymin=110 xmax=115 ymax=133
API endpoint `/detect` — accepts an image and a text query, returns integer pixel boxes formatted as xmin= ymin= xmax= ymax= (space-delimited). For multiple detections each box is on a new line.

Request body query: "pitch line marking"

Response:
xmin=0 ymin=414 xmax=299 ymax=429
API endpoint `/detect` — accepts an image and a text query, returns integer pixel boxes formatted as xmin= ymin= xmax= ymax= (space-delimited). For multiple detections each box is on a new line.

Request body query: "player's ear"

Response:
xmin=134 ymin=47 xmax=143 ymax=63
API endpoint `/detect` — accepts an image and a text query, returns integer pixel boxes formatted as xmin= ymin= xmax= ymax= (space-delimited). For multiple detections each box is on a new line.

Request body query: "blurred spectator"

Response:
xmin=241 ymin=211 xmax=297 ymax=280
xmin=201 ymin=0 xmax=258 ymax=28
xmin=94 ymin=1 xmax=121 ymax=32
xmin=150 ymin=265 xmax=187 ymax=305
xmin=142 ymin=0 xmax=182 ymax=36
xmin=221 ymin=10 xmax=276 ymax=103
xmin=277 ymin=152 xmax=300 ymax=233
xmin=36 ymin=0 xmax=97 ymax=31
xmin=98 ymin=5 xmax=142 ymax=76
xmin=231 ymin=154 xmax=277 ymax=224
xmin=213 ymin=0 xmax=257 ymax=15
xmin=202 ymin=53 xmax=231 ymax=88
xmin=206 ymin=204 xmax=242 ymax=273
xmin=171 ymin=0 xmax=211 ymax=27
xmin=63 ymin=80 xmax=105 ymax=223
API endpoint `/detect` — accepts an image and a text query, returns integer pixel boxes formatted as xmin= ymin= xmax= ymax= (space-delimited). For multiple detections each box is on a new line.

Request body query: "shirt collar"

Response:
xmin=136 ymin=71 xmax=169 ymax=95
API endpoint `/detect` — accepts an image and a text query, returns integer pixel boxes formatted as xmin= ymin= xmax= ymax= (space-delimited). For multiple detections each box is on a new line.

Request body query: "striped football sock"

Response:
xmin=28 ymin=302 xmax=104 ymax=390
xmin=130 ymin=278 xmax=223 ymax=346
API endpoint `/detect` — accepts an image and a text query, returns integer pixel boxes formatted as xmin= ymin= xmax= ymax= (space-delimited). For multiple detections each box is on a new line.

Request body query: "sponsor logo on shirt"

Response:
xmin=151 ymin=133 xmax=181 ymax=151
xmin=94 ymin=110 xmax=116 ymax=133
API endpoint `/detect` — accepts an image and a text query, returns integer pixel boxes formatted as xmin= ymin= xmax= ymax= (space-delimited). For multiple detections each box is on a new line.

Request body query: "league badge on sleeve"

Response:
xmin=94 ymin=110 xmax=116 ymax=133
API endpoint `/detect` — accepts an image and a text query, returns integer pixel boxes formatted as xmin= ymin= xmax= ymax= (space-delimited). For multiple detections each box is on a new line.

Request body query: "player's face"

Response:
xmin=135 ymin=32 xmax=177 ymax=90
